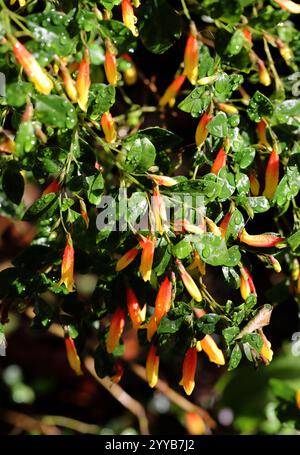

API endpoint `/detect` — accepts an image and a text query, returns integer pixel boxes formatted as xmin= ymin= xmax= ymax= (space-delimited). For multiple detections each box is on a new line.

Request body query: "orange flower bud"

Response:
xmin=218 ymin=103 xmax=239 ymax=115
xmin=146 ymin=344 xmax=159 ymax=388
xmin=111 ymin=363 xmax=124 ymax=384
xmin=116 ymin=246 xmax=139 ymax=272
xmin=205 ymin=216 xmax=222 ymax=237
xmin=126 ymin=288 xmax=146 ymax=329
xmin=200 ymin=334 xmax=225 ymax=365
xmin=65 ymin=336 xmax=83 ymax=375
xmin=249 ymin=171 xmax=260 ymax=196
xmin=106 ymin=307 xmax=125 ymax=354
xmin=152 ymin=186 xmax=168 ymax=235
xmin=101 ymin=112 xmax=117 ymax=143
xmin=0 ymin=137 xmax=15 ymax=154
xmin=188 ymin=251 xmax=206 ymax=276
xmin=122 ymin=0 xmax=139 ymax=37
xmin=147 ymin=174 xmax=178 ymax=187
xmin=273 ymin=0 xmax=300 ymax=13
xmin=239 ymin=228 xmax=285 ymax=247
xmin=185 ymin=412 xmax=206 ymax=435
xmin=12 ymin=40 xmax=53 ymax=95
xmin=263 ymin=149 xmax=280 ymax=200
xmin=58 ymin=234 xmax=75 ymax=292
xmin=122 ymin=54 xmax=138 ymax=85
xmin=104 ymin=41 xmax=118 ymax=86
xmin=79 ymin=199 xmax=89 ymax=228
xmin=60 ymin=62 xmax=78 ymax=103
xmin=219 ymin=212 xmax=231 ymax=239
xmin=240 ymin=265 xmax=256 ymax=300
xmin=260 ymin=331 xmax=273 ymax=364
xmin=258 ymin=58 xmax=271 ymax=86
xmin=159 ymin=74 xmax=186 ymax=107
xmin=147 ymin=276 xmax=172 ymax=341
xmin=179 ymin=347 xmax=197 ymax=395
xmin=195 ymin=112 xmax=212 ymax=147
xmin=76 ymin=48 xmax=90 ymax=112
xmin=211 ymin=147 xmax=227 ymax=175
xmin=183 ymin=26 xmax=199 ymax=85
xmin=269 ymin=255 xmax=282 ymax=273
xmin=296 ymin=389 xmax=300 ymax=410
xmin=257 ymin=119 xmax=271 ymax=149
xmin=42 ymin=180 xmax=60 ymax=196
xmin=139 ymin=236 xmax=156 ymax=282
xmin=243 ymin=27 xmax=252 ymax=45
xmin=176 ymin=259 xmax=202 ymax=302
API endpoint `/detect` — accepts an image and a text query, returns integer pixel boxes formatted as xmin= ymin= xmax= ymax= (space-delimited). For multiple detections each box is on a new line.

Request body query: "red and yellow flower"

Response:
xmin=183 ymin=24 xmax=199 ymax=85
xmin=195 ymin=112 xmax=212 ymax=147
xmin=101 ymin=112 xmax=117 ymax=143
xmin=116 ymin=246 xmax=139 ymax=272
xmin=211 ymin=147 xmax=227 ymax=175
xmin=146 ymin=345 xmax=159 ymax=388
xmin=147 ymin=276 xmax=172 ymax=341
xmin=139 ymin=236 xmax=156 ymax=282
xmin=239 ymin=228 xmax=285 ymax=247
xmin=126 ymin=288 xmax=146 ymax=329
xmin=176 ymin=259 xmax=202 ymax=302
xmin=179 ymin=347 xmax=197 ymax=395
xmin=122 ymin=0 xmax=139 ymax=37
xmin=65 ymin=336 xmax=83 ymax=376
xmin=104 ymin=40 xmax=118 ymax=86
xmin=58 ymin=234 xmax=75 ymax=292
xmin=159 ymin=74 xmax=186 ymax=107
xmin=263 ymin=148 xmax=280 ymax=200
xmin=106 ymin=307 xmax=126 ymax=353
xmin=76 ymin=48 xmax=90 ymax=112
xmin=200 ymin=335 xmax=225 ymax=365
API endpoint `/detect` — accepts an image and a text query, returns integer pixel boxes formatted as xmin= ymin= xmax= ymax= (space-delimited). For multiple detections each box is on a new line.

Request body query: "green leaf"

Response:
xmin=241 ymin=333 xmax=263 ymax=352
xmin=88 ymin=84 xmax=116 ymax=119
xmin=98 ymin=19 xmax=136 ymax=54
xmin=247 ymin=196 xmax=270 ymax=213
xmin=137 ymin=127 xmax=182 ymax=152
xmin=22 ymin=193 xmax=58 ymax=221
xmin=226 ymin=29 xmax=244 ymax=56
xmin=157 ymin=316 xmax=183 ymax=334
xmin=172 ymin=238 xmax=192 ymax=259
xmin=154 ymin=244 xmax=172 ymax=276
xmin=233 ymin=146 xmax=256 ymax=169
xmin=6 ymin=82 xmax=33 ymax=107
xmin=247 ymin=91 xmax=274 ymax=122
xmin=76 ymin=9 xmax=99 ymax=31
xmin=269 ymin=378 xmax=296 ymax=402
xmin=194 ymin=314 xmax=221 ymax=336
xmin=225 ymin=209 xmax=244 ymax=241
xmin=223 ymin=326 xmax=240 ymax=344
xmin=206 ymin=112 xmax=228 ymax=137
xmin=99 ymin=0 xmax=122 ymax=12
xmin=138 ymin=0 xmax=181 ymax=54
xmin=273 ymin=99 xmax=300 ymax=125
xmin=195 ymin=233 xmax=229 ymax=266
xmin=235 ymin=172 xmax=250 ymax=194
xmin=86 ymin=173 xmax=104 ymax=205
xmin=124 ymin=137 xmax=156 ymax=172
xmin=178 ymin=87 xmax=211 ymax=118
xmin=288 ymin=230 xmax=300 ymax=251
xmin=35 ymin=95 xmax=77 ymax=129
xmin=2 ymin=165 xmax=24 ymax=205
xmin=15 ymin=121 xmax=36 ymax=157
xmin=228 ymin=344 xmax=242 ymax=370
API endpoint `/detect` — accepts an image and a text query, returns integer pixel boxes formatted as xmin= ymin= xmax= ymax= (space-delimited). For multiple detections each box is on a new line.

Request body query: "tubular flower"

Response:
xmin=152 ymin=186 xmax=168 ymax=235
xmin=60 ymin=62 xmax=77 ymax=103
xmin=179 ymin=347 xmax=197 ymax=395
xmin=218 ymin=103 xmax=239 ymax=115
xmin=273 ymin=0 xmax=300 ymax=14
xmin=188 ymin=251 xmax=206 ymax=276
xmin=146 ymin=345 xmax=159 ymax=388
xmin=122 ymin=0 xmax=139 ymax=37
xmin=42 ymin=180 xmax=60 ymax=196
xmin=243 ymin=27 xmax=253 ymax=45
xmin=269 ymin=255 xmax=282 ymax=273
xmin=126 ymin=288 xmax=146 ymax=329
xmin=176 ymin=259 xmax=202 ymax=302
xmin=122 ymin=54 xmax=138 ymax=85
xmin=115 ymin=246 xmax=139 ymax=272
xmin=257 ymin=119 xmax=271 ymax=149
xmin=185 ymin=412 xmax=206 ymax=435
xmin=139 ymin=236 xmax=156 ymax=282
xmin=147 ymin=174 xmax=178 ymax=187
xmin=211 ymin=147 xmax=227 ymax=175
xmin=276 ymin=39 xmax=294 ymax=65
xmin=147 ymin=276 xmax=173 ymax=341
xmin=65 ymin=336 xmax=83 ymax=375
xmin=104 ymin=40 xmax=118 ymax=86
xmin=159 ymin=74 xmax=186 ymax=108
xmin=76 ymin=48 xmax=90 ymax=112
xmin=239 ymin=228 xmax=285 ymax=247
xmin=260 ymin=331 xmax=273 ymax=364
xmin=58 ymin=234 xmax=75 ymax=292
xmin=206 ymin=216 xmax=222 ymax=237
xmin=195 ymin=112 xmax=212 ymax=147
xmin=101 ymin=112 xmax=117 ymax=143
xmin=183 ymin=24 xmax=199 ymax=85
xmin=79 ymin=199 xmax=89 ymax=228
xmin=263 ymin=149 xmax=280 ymax=200
xmin=200 ymin=335 xmax=225 ymax=366
xmin=12 ymin=39 xmax=53 ymax=95
xmin=296 ymin=389 xmax=300 ymax=410
xmin=111 ymin=363 xmax=124 ymax=384
xmin=240 ymin=265 xmax=256 ymax=300
xmin=219 ymin=212 xmax=231 ymax=239
xmin=106 ymin=307 xmax=125 ymax=354
xmin=249 ymin=171 xmax=260 ymax=196
xmin=258 ymin=59 xmax=271 ymax=86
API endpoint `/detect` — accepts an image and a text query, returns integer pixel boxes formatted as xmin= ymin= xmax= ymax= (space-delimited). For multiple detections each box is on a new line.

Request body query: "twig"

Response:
xmin=84 ymin=356 xmax=149 ymax=435
xmin=131 ymin=363 xmax=217 ymax=430
xmin=41 ymin=415 xmax=100 ymax=434
xmin=1 ymin=410 xmax=61 ymax=435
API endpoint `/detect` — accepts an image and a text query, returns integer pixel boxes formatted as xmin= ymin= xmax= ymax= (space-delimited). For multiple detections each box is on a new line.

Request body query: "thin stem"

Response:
xmin=180 ymin=0 xmax=191 ymax=20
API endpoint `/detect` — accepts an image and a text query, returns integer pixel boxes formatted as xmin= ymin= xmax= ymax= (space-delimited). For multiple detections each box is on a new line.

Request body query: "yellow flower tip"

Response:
xmin=115 ymin=246 xmax=139 ymax=272
xmin=179 ymin=378 xmax=195 ymax=396
xmin=200 ymin=335 xmax=225 ymax=366
xmin=260 ymin=332 xmax=273 ymax=364
xmin=196 ymin=341 xmax=202 ymax=352
xmin=146 ymin=345 xmax=159 ymax=388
